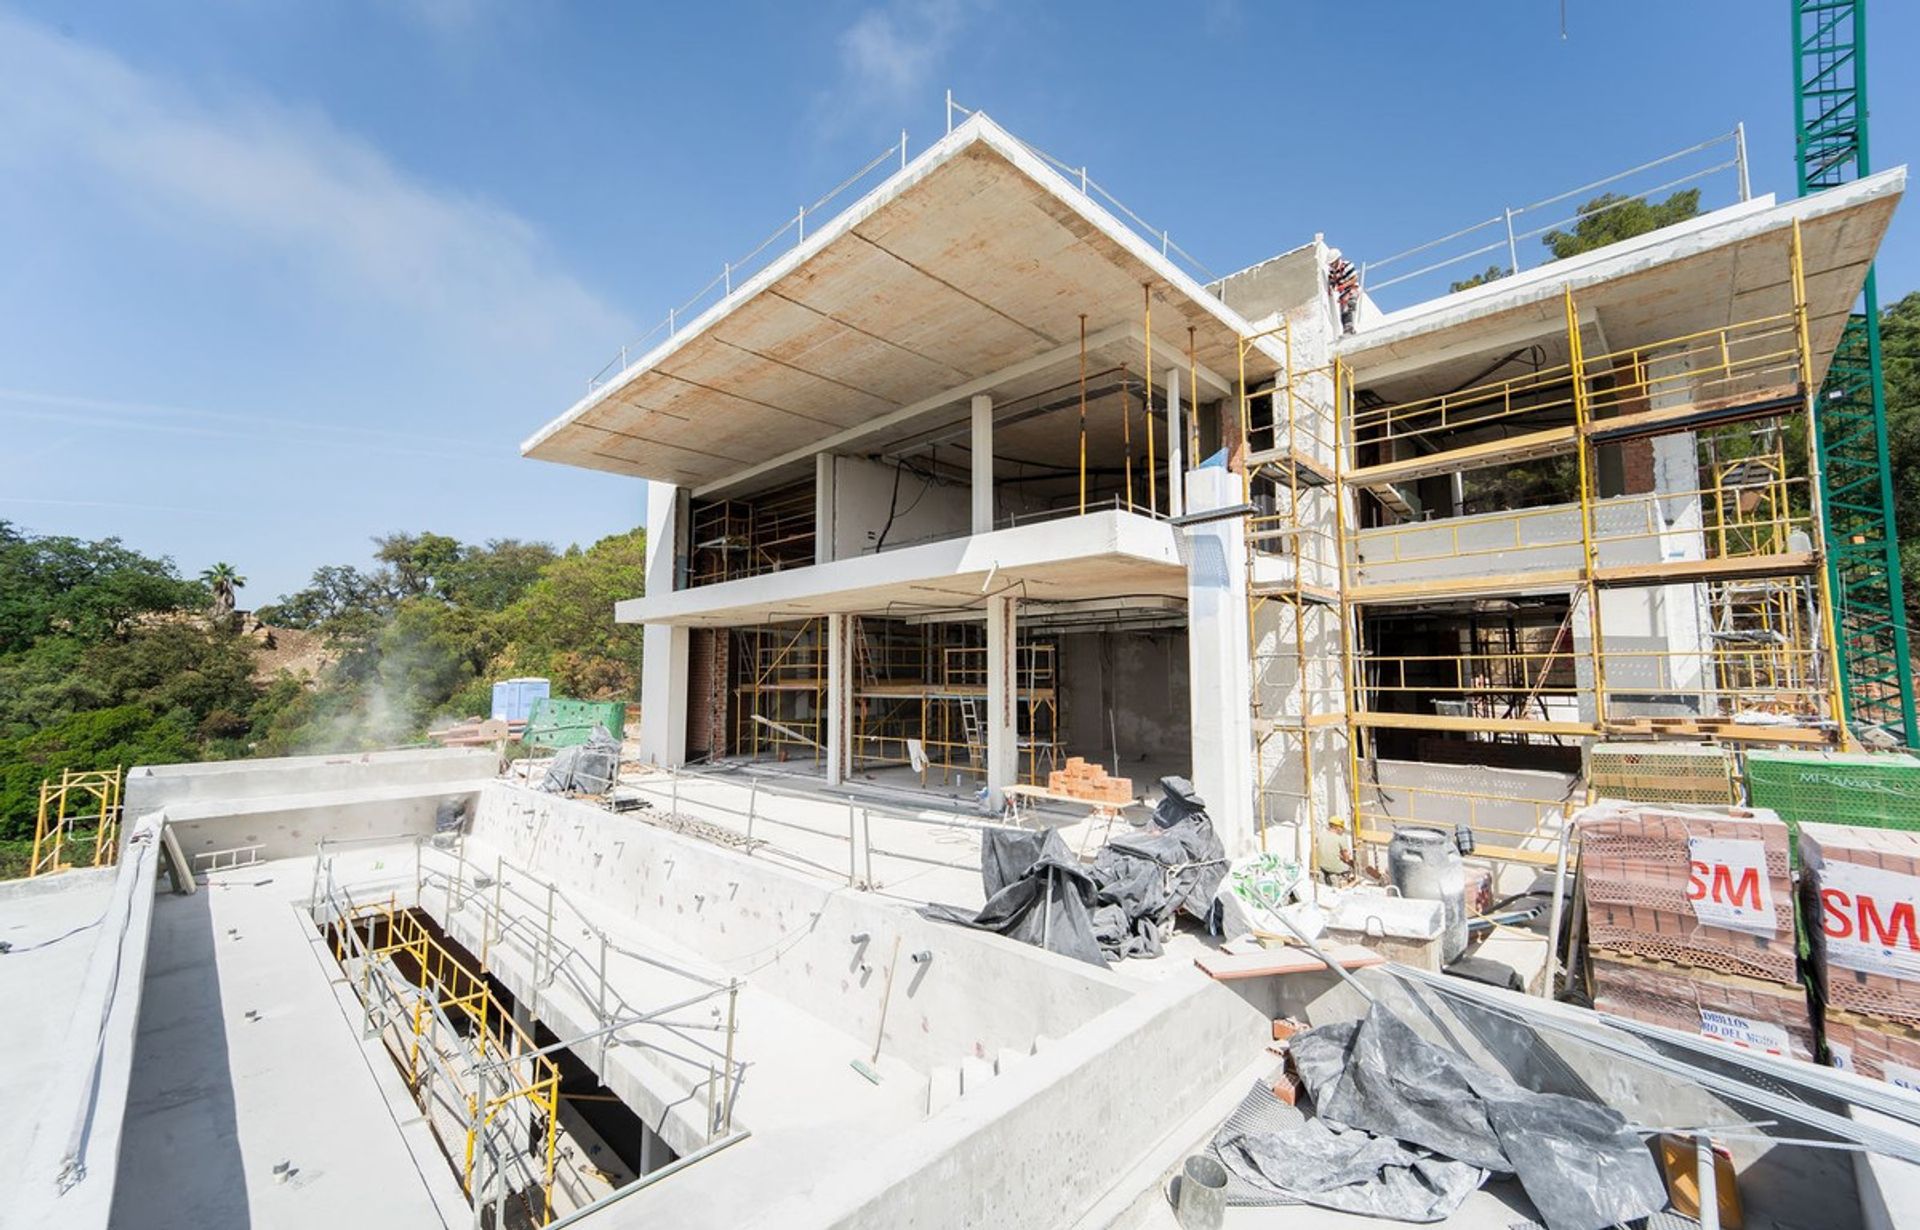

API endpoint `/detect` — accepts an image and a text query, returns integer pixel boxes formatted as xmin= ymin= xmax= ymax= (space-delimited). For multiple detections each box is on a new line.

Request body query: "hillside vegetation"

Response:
xmin=0 ymin=523 xmax=645 ymax=868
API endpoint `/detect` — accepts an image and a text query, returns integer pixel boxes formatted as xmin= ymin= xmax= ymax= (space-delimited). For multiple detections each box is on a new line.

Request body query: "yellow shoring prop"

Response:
xmin=1566 ymin=287 xmax=1610 ymax=730
xmin=1078 ymin=314 xmax=1088 ymax=515
xmin=1144 ymin=285 xmax=1157 ymax=515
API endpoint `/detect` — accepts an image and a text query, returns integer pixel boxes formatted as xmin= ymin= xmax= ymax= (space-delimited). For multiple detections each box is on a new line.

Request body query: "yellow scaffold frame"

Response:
xmin=28 ymin=767 xmax=122 ymax=878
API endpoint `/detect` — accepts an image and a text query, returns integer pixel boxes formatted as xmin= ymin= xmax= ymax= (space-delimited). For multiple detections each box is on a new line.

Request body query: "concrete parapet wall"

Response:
xmin=125 ymin=747 xmax=495 ymax=815
xmin=124 ymin=748 xmax=495 ymax=865
xmin=740 ymin=972 xmax=1269 ymax=1230
xmin=470 ymin=783 xmax=1133 ymax=1074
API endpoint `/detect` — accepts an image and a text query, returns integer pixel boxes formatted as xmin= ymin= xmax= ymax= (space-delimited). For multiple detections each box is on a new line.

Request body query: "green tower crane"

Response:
xmin=1793 ymin=0 xmax=1916 ymax=743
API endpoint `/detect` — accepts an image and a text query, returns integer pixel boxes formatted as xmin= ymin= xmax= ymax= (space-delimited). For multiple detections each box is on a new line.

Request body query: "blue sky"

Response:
xmin=3 ymin=1 xmax=1917 ymax=604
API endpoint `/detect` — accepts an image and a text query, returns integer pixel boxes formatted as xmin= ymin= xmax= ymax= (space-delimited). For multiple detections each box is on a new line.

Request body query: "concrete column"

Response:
xmin=984 ymin=595 xmax=1018 ymax=809
xmin=1184 ymin=465 xmax=1256 ymax=854
xmin=1166 ymin=366 xmax=1185 ymax=518
xmin=639 ymin=483 xmax=691 ymax=768
xmin=971 ymin=394 xmax=994 ymax=534
xmin=825 ymin=612 xmax=852 ymax=785
xmin=814 ymin=453 xmax=836 ymax=565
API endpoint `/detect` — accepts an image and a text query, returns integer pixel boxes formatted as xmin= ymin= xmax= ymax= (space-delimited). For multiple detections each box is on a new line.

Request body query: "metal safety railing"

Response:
xmin=1358 ymin=126 xmax=1751 ymax=306
xmin=412 ymin=842 xmax=746 ymax=1145
xmin=316 ymin=867 xmax=565 ymax=1224
xmin=1354 ymin=778 xmax=1577 ymax=867
xmin=1351 ymin=476 xmax=1818 ymax=580
xmin=946 ymin=92 xmax=1219 ymax=284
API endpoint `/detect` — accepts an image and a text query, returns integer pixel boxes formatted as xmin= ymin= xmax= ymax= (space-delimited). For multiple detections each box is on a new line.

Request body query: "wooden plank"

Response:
xmin=1350 ymin=711 xmax=1596 ymax=737
xmin=1356 ymin=826 xmax=1560 ymax=867
xmin=1591 ymin=552 xmax=1818 ymax=588
xmin=1346 ymin=568 xmax=1581 ymax=606
xmin=1346 ymin=425 xmax=1577 ymax=489
xmin=1584 ymin=385 xmax=1801 ymax=444
xmin=1195 ymin=943 xmax=1387 ymax=982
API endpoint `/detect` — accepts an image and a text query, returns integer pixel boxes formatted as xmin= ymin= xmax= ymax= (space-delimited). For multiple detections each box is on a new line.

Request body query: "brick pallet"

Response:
xmin=1046 ymin=757 xmax=1133 ymax=806
xmin=1823 ymin=1007 xmax=1920 ymax=1090
xmin=1590 ymin=951 xmax=1816 ymax=1064
xmin=1799 ymin=822 xmax=1920 ymax=1027
xmin=1578 ymin=801 xmax=1798 ymax=984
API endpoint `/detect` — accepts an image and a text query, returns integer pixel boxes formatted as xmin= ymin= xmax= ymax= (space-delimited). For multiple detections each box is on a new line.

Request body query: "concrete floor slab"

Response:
xmin=110 ymin=858 xmax=467 ymax=1230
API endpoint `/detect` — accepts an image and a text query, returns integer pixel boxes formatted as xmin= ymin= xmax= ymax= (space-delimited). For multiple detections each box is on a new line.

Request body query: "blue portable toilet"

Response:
xmin=491 ymin=677 xmax=551 ymax=722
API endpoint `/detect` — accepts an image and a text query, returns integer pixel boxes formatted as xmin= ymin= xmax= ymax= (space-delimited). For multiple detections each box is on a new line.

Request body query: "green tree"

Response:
xmin=1450 ymin=264 xmax=1509 ymax=293
xmin=1541 ymin=188 xmax=1701 ymax=261
xmin=200 ymin=561 xmax=246 ymax=618
xmin=0 ymin=523 xmax=206 ymax=652
xmin=439 ymin=539 xmax=558 ymax=612
xmin=495 ymin=528 xmax=646 ymax=697
xmin=374 ymin=531 xmax=464 ymax=599
xmin=1878 ymin=291 xmax=1920 ymax=615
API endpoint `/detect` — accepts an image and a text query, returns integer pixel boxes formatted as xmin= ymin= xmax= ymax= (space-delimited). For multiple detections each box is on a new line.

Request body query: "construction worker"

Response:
xmin=1316 ymin=815 xmax=1354 ymax=885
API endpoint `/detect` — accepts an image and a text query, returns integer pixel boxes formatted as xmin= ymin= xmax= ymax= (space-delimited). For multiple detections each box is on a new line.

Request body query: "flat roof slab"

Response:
xmin=524 ymin=114 xmax=1279 ymax=490
xmin=110 ymin=856 xmax=466 ymax=1230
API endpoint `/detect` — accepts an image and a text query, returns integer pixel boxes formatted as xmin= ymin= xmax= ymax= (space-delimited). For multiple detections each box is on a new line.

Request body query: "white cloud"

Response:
xmin=0 ymin=11 xmax=626 ymax=351
xmin=826 ymin=0 xmax=980 ymax=129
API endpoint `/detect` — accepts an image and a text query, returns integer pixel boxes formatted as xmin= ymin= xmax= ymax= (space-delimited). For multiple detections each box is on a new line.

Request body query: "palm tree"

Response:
xmin=201 ymin=562 xmax=246 ymax=619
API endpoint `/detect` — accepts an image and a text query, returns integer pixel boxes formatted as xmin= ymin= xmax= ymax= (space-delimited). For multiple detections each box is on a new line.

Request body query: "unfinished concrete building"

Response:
xmin=16 ymin=108 xmax=1920 ymax=1230
xmin=525 ymin=111 xmax=1902 ymax=884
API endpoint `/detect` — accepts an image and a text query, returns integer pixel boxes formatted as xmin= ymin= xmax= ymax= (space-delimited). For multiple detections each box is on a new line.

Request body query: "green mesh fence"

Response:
xmin=522 ymin=698 xmax=626 ymax=749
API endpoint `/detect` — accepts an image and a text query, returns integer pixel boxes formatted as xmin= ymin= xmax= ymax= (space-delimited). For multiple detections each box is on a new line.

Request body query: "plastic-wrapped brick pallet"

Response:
xmin=1577 ymin=800 xmax=1798 ymax=984
xmin=1824 ymin=1007 xmax=1920 ymax=1091
xmin=1589 ymin=952 xmax=1816 ymax=1064
xmin=1800 ymin=822 xmax=1920 ymax=1026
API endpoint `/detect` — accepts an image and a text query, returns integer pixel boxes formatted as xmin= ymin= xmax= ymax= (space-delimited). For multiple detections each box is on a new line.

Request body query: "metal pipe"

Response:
xmin=1542 ymin=820 xmax=1572 ymax=999
xmin=1696 ymin=1134 xmax=1720 ymax=1230
xmin=541 ymin=1131 xmax=752 ymax=1229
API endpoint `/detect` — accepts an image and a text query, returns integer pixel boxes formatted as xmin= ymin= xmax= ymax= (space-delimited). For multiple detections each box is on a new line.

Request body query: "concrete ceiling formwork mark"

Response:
xmin=1340 ymin=169 xmax=1904 ymax=397
xmin=524 ymin=114 xmax=1281 ymax=490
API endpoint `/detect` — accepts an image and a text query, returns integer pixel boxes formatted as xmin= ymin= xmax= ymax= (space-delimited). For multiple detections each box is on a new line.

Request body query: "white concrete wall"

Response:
xmin=641 ymin=482 xmax=691 ymax=766
xmin=469 ymin=784 xmax=1133 ymax=1073
xmin=830 ymin=454 xmax=970 ymax=557
xmin=124 ymin=748 xmax=495 ymax=864
xmin=123 ymin=747 xmax=493 ymax=817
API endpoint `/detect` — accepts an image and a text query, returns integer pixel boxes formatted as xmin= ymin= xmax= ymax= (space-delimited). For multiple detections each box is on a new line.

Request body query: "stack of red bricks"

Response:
xmin=1801 ymin=822 xmax=1920 ymax=1087
xmin=1046 ymin=757 xmax=1133 ymax=806
xmin=1578 ymin=801 xmax=1815 ymax=1062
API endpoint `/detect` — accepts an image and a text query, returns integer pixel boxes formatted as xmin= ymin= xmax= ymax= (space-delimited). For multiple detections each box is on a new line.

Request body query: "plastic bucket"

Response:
xmin=1175 ymin=1153 xmax=1228 ymax=1230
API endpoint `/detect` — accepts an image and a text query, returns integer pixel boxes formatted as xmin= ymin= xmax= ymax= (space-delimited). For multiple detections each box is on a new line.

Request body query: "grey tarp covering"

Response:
xmin=433 ymin=795 xmax=469 ymax=834
xmin=1218 ymin=1117 xmax=1486 ymax=1222
xmin=1285 ymin=1004 xmax=1667 ymax=1230
xmin=921 ymin=778 xmax=1232 ymax=966
xmin=538 ymin=724 xmax=621 ymax=795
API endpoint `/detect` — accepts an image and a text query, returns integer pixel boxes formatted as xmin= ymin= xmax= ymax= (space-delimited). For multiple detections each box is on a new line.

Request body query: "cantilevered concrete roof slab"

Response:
xmin=524 ymin=114 xmax=1280 ymax=494
xmin=1339 ymin=168 xmax=1905 ymax=397
xmin=616 ymin=510 xmax=1185 ymax=626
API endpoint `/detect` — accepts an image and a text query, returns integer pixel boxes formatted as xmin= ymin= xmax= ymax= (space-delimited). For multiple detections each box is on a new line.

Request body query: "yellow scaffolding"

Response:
xmin=1246 ymin=231 xmax=1851 ymax=874
xmin=331 ymin=894 xmax=562 ymax=1225
xmin=29 ymin=768 xmax=122 ymax=878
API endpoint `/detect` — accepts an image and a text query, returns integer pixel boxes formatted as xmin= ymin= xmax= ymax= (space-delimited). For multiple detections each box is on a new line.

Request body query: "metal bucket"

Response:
xmin=1388 ymin=826 xmax=1468 ymax=963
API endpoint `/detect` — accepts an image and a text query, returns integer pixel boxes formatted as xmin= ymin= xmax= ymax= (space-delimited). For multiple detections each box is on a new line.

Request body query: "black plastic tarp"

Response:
xmin=922 ymin=777 xmax=1231 ymax=966
xmin=921 ymin=828 xmax=1108 ymax=965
